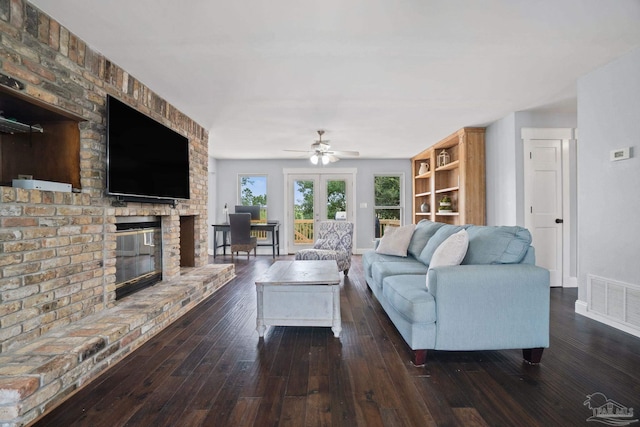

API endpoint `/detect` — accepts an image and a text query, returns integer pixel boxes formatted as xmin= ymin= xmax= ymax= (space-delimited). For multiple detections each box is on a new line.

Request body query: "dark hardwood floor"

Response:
xmin=35 ymin=256 xmax=640 ymax=426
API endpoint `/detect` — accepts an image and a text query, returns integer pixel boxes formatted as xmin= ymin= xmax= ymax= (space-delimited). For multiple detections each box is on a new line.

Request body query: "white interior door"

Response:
xmin=524 ymin=138 xmax=563 ymax=287
xmin=285 ymin=172 xmax=354 ymax=253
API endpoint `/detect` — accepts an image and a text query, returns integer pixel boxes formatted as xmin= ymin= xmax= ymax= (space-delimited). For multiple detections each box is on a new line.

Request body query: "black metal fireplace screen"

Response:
xmin=115 ymin=217 xmax=162 ymax=300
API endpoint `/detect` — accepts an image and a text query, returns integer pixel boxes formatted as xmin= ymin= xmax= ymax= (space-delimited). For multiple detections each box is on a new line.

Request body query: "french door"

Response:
xmin=285 ymin=171 xmax=355 ymax=253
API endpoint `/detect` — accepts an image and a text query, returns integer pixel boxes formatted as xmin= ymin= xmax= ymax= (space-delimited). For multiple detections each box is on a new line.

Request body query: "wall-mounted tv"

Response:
xmin=106 ymin=95 xmax=190 ymax=201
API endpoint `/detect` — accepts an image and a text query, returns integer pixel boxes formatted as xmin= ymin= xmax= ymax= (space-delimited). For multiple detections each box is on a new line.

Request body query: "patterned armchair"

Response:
xmin=295 ymin=221 xmax=354 ymax=275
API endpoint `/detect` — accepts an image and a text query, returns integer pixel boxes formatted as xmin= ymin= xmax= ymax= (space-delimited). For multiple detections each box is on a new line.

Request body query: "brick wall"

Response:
xmin=0 ymin=1 xmax=209 ymax=352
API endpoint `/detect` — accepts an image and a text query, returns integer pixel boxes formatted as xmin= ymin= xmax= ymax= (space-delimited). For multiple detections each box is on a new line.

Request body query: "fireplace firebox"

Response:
xmin=115 ymin=216 xmax=162 ymax=300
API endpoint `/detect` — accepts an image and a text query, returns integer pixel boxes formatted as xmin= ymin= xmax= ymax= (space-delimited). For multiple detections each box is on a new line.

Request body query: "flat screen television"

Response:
xmin=106 ymin=95 xmax=190 ymax=200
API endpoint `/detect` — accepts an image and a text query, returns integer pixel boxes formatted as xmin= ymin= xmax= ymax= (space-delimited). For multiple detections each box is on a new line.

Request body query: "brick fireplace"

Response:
xmin=0 ymin=2 xmax=228 ymax=425
xmin=0 ymin=0 xmax=210 ymax=347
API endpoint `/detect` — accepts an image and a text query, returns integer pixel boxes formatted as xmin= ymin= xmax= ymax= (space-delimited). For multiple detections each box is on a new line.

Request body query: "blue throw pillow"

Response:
xmin=407 ymin=220 xmax=445 ymax=259
xmin=462 ymin=225 xmax=532 ymax=265
xmin=418 ymin=224 xmax=467 ymax=266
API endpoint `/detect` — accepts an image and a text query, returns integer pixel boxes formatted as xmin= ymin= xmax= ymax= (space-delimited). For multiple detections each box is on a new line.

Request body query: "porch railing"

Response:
xmin=294 ymin=219 xmax=314 ymax=244
xmin=250 ymin=219 xmax=315 ymax=243
xmin=378 ymin=219 xmax=400 ymax=237
xmin=267 ymin=218 xmax=399 ymax=244
xmin=249 ymin=220 xmax=268 ymax=240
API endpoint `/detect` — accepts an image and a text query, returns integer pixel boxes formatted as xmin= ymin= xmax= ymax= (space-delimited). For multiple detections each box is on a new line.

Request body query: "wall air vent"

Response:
xmin=588 ymin=275 xmax=640 ymax=331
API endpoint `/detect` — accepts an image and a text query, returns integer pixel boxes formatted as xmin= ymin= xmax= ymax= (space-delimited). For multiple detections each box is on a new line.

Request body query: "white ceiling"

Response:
xmin=29 ymin=0 xmax=640 ymax=160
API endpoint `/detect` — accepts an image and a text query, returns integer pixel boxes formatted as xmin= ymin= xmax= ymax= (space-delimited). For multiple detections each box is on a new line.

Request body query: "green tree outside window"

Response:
xmin=239 ymin=175 xmax=267 ymax=220
xmin=374 ymin=175 xmax=402 ymax=237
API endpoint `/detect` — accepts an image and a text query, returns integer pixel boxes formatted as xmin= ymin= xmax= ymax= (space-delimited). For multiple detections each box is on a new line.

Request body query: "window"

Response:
xmin=239 ymin=175 xmax=267 ymax=220
xmin=326 ymin=179 xmax=346 ymax=220
xmin=374 ymin=175 xmax=402 ymax=237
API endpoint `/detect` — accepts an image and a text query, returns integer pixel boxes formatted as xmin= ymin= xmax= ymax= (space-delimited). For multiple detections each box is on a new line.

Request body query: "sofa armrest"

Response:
xmin=427 ymin=264 xmax=550 ymax=351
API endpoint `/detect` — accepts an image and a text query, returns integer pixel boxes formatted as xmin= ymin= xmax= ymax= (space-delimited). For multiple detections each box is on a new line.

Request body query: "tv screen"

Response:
xmin=106 ymin=95 xmax=190 ymax=200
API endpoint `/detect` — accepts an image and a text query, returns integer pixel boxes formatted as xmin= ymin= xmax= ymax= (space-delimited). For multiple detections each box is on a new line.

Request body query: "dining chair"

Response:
xmin=229 ymin=213 xmax=257 ymax=260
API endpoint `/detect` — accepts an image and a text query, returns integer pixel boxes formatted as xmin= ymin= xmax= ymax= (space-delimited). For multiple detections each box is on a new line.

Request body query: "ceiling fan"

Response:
xmin=285 ymin=130 xmax=360 ymax=164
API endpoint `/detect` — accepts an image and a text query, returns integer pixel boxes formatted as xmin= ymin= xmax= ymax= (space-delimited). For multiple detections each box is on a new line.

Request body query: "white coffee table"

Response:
xmin=255 ymin=260 xmax=342 ymax=338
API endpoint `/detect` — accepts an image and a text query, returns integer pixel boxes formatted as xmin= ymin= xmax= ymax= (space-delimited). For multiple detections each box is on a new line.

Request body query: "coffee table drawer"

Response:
xmin=262 ymin=284 xmax=336 ymax=323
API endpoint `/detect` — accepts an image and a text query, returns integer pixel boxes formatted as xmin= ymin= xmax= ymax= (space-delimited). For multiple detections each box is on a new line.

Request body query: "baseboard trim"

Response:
xmin=575 ymin=299 xmax=587 ymax=314
xmin=563 ymin=276 xmax=578 ymax=288
xmin=575 ymin=300 xmax=640 ymax=339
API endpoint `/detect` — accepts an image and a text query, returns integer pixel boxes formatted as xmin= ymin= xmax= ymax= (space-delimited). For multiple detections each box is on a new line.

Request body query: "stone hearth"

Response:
xmin=0 ymin=264 xmax=234 ymax=426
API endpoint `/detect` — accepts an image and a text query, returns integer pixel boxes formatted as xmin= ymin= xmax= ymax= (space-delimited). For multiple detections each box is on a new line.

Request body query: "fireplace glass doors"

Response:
xmin=115 ymin=217 xmax=162 ymax=300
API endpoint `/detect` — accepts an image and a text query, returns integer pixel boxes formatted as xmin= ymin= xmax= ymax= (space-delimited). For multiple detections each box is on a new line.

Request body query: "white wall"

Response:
xmin=576 ymin=47 xmax=640 ymax=302
xmin=485 ymin=110 xmax=577 ymax=226
xmin=211 ymin=158 xmax=412 ymax=253
xmin=485 ymin=113 xmax=519 ymax=226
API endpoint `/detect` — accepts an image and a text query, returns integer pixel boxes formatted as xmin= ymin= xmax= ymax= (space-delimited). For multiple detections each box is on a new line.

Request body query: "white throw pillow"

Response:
xmin=375 ymin=224 xmax=416 ymax=257
xmin=426 ymin=229 xmax=469 ymax=289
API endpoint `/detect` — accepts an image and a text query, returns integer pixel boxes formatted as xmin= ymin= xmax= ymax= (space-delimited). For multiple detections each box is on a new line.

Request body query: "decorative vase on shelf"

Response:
xmin=418 ymin=162 xmax=429 ymax=175
xmin=420 ymin=202 xmax=430 ymax=213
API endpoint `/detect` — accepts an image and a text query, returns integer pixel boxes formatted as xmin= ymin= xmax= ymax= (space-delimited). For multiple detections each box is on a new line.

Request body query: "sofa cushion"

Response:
xmin=418 ymin=224 xmax=467 ymax=265
xmin=407 ymin=220 xmax=446 ymax=259
xmin=426 ymin=229 xmax=469 ymax=289
xmin=462 ymin=226 xmax=532 ymax=265
xmin=372 ymin=260 xmax=428 ymax=286
xmin=362 ymin=250 xmax=417 ymax=279
xmin=382 ymin=275 xmax=436 ymax=324
xmin=376 ymin=224 xmax=416 ymax=257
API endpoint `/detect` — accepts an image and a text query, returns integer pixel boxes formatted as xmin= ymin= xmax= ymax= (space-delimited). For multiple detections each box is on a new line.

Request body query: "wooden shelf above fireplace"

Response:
xmin=0 ymin=85 xmax=85 ymax=189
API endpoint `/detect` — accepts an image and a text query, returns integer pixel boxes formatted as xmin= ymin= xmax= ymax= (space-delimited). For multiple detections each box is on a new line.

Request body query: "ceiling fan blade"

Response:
xmin=329 ymin=150 xmax=359 ymax=157
xmin=327 ymin=154 xmax=341 ymax=163
xmin=283 ymin=149 xmax=312 ymax=153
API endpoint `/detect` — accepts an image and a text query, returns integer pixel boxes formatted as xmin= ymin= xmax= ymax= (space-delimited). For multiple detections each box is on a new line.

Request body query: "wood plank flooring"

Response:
xmin=34 ymin=256 xmax=640 ymax=426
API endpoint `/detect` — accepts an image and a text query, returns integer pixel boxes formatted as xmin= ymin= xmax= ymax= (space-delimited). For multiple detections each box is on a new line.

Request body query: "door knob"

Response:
xmin=555 ymin=218 xmax=563 ymax=224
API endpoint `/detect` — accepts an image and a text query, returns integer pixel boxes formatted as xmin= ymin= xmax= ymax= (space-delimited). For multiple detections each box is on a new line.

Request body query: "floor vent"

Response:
xmin=588 ymin=275 xmax=640 ymax=331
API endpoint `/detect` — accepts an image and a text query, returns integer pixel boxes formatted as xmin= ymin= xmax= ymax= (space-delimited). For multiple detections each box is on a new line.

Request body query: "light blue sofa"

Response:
xmin=363 ymin=220 xmax=550 ymax=365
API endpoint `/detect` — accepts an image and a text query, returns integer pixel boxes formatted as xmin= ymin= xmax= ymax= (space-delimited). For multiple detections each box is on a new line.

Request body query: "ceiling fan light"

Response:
xmin=321 ymin=154 xmax=330 ymax=165
xmin=310 ymin=154 xmax=319 ymax=164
